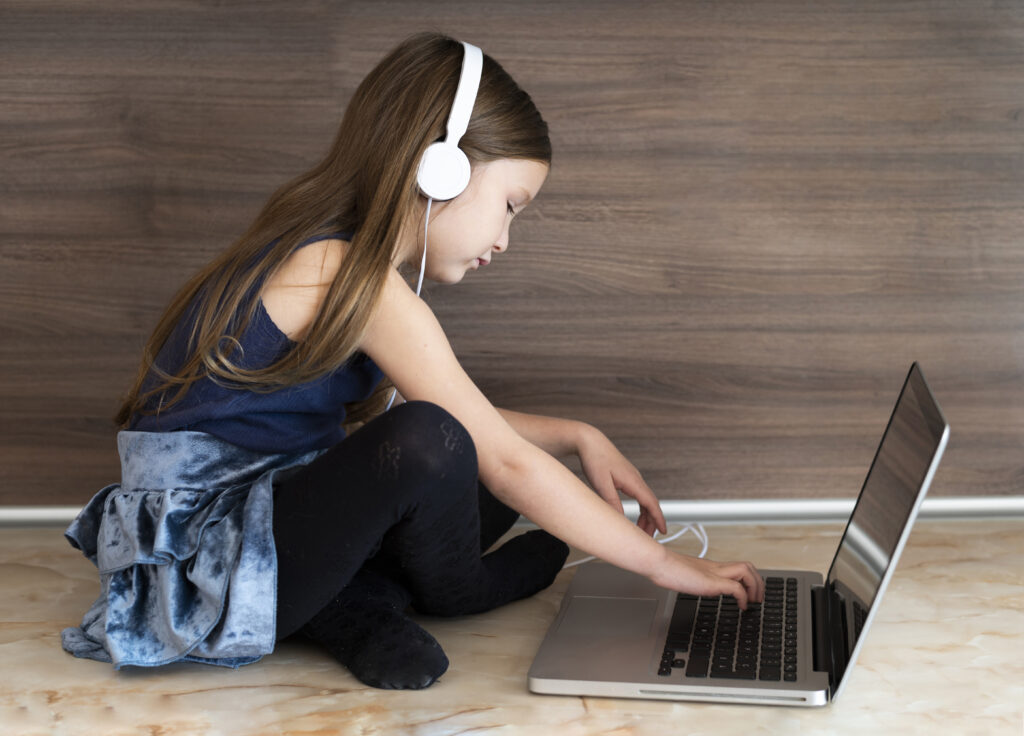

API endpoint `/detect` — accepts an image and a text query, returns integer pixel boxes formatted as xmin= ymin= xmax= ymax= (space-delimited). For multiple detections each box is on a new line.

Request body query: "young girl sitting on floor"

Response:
xmin=62 ymin=32 xmax=763 ymax=690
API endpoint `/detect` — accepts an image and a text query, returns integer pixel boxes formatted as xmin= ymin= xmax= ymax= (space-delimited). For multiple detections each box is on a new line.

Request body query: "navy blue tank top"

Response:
xmin=130 ymin=232 xmax=384 ymax=454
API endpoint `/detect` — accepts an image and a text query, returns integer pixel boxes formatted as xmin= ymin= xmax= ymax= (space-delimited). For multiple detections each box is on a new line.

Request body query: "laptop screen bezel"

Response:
xmin=823 ymin=362 xmax=950 ymax=700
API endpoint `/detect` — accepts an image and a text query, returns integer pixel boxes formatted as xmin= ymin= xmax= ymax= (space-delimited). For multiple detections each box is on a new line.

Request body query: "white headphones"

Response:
xmin=385 ymin=41 xmax=482 ymax=413
xmin=415 ymin=41 xmax=483 ymax=201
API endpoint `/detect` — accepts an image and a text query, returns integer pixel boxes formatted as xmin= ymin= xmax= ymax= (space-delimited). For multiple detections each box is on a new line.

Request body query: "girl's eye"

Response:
xmin=507 ymin=202 xmax=515 ymax=217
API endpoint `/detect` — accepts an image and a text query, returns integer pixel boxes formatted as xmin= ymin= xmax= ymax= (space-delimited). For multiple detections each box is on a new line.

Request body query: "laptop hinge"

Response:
xmin=811 ymin=585 xmax=832 ymax=678
xmin=828 ymin=584 xmax=850 ymax=690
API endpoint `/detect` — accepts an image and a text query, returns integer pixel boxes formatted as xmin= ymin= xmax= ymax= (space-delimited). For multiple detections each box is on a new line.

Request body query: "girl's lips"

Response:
xmin=476 ymin=258 xmax=489 ymax=267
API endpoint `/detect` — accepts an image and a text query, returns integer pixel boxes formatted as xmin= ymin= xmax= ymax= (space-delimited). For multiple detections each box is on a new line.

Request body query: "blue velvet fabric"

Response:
xmin=61 ymin=430 xmax=323 ymax=669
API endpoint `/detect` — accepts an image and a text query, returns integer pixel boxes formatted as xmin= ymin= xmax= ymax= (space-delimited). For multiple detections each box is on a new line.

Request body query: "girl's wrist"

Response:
xmin=572 ymin=420 xmax=602 ymax=456
xmin=641 ymin=533 xmax=674 ymax=583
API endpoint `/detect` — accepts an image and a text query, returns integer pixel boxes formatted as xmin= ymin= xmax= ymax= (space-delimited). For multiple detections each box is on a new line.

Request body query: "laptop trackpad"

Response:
xmin=558 ymin=596 xmax=658 ymax=639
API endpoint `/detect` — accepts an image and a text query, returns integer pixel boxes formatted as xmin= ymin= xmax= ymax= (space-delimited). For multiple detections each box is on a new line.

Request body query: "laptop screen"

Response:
xmin=824 ymin=363 xmax=949 ymax=690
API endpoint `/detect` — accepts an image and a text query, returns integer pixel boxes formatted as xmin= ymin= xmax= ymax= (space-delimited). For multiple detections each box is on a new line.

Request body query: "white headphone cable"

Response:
xmin=562 ymin=520 xmax=709 ymax=569
xmin=414 ymin=196 xmax=431 ymax=297
xmin=384 ymin=196 xmax=432 ymax=412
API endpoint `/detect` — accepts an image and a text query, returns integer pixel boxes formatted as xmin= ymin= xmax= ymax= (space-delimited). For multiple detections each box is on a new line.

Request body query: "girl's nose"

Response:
xmin=494 ymin=223 xmax=510 ymax=252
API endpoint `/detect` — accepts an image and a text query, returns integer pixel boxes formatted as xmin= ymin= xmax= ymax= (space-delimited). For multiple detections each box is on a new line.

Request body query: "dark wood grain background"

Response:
xmin=2 ymin=1 xmax=1022 ymax=505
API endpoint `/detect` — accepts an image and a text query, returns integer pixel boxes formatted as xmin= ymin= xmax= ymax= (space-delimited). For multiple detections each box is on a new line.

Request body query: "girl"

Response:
xmin=62 ymin=32 xmax=763 ymax=691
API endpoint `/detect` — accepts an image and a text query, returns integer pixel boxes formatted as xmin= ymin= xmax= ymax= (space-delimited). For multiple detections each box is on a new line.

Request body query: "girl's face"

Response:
xmin=399 ymin=157 xmax=549 ymax=284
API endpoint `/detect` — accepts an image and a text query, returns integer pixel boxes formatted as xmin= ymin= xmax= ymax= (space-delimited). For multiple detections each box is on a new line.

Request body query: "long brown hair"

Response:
xmin=116 ymin=32 xmax=552 ymax=430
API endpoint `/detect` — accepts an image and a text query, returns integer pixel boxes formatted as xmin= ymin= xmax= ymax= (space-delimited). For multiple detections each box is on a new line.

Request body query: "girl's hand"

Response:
xmin=576 ymin=425 xmax=667 ymax=537
xmin=648 ymin=547 xmax=765 ymax=609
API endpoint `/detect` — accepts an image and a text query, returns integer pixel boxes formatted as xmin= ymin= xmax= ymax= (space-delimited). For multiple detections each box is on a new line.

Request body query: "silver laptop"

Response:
xmin=529 ymin=362 xmax=949 ymax=707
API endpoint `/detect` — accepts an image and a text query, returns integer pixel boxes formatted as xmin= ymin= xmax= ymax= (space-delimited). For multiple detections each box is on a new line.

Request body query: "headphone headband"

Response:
xmin=444 ymin=42 xmax=482 ymax=148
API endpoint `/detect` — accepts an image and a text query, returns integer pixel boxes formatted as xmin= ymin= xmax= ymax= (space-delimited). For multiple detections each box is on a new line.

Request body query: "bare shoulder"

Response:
xmin=261 ymin=237 xmax=349 ymax=341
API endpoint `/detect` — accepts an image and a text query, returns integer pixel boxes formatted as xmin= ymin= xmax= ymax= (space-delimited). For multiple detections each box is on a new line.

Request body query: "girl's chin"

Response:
xmin=434 ymin=269 xmax=466 ymax=286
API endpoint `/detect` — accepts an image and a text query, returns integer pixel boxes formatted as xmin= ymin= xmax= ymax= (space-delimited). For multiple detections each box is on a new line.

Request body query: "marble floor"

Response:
xmin=1 ymin=519 xmax=1022 ymax=735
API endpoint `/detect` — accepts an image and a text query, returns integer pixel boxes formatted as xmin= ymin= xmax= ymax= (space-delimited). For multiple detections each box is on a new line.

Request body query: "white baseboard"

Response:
xmin=3 ymin=496 xmax=1023 ymax=527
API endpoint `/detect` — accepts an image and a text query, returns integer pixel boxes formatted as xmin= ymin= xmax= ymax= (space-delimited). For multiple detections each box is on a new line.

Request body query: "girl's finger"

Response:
xmin=639 ymin=513 xmax=656 ymax=536
xmin=595 ymin=475 xmax=625 ymax=514
xmin=730 ymin=562 xmax=764 ymax=603
xmin=729 ymin=578 xmax=749 ymax=610
xmin=628 ymin=482 xmax=667 ymax=534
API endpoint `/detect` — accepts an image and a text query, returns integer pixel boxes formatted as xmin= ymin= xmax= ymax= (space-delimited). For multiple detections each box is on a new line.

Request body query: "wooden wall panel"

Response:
xmin=2 ymin=1 xmax=1022 ymax=504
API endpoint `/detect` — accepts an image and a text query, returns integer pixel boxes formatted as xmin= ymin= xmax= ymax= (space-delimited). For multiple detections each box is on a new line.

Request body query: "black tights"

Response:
xmin=271 ymin=401 xmax=568 ymax=687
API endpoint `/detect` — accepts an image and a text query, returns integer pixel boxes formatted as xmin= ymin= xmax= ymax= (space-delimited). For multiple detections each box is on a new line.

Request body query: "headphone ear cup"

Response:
xmin=417 ymin=141 xmax=471 ymax=201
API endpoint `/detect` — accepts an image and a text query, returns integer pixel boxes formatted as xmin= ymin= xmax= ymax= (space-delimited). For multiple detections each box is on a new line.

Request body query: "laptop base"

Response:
xmin=527 ymin=562 xmax=830 ymax=707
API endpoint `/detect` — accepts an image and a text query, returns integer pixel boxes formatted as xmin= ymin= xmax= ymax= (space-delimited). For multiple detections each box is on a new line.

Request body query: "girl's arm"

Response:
xmin=495 ymin=408 xmax=585 ymax=457
xmin=497 ymin=408 xmax=667 ymax=537
xmin=361 ymin=266 xmax=765 ymax=608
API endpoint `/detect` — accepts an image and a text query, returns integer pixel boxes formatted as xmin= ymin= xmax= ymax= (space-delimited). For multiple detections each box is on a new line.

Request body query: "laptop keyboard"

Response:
xmin=659 ymin=576 xmax=799 ymax=682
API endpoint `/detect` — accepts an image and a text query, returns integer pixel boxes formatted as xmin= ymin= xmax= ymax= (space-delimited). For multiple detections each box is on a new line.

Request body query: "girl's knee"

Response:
xmin=388 ymin=400 xmax=456 ymax=430
xmin=383 ymin=401 xmax=478 ymax=491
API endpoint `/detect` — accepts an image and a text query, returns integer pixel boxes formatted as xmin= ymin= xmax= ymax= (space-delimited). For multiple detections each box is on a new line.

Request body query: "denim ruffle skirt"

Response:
xmin=61 ymin=430 xmax=321 ymax=669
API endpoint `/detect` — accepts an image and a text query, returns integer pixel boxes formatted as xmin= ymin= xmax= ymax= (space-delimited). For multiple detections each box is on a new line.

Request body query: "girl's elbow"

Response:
xmin=479 ymin=437 xmax=538 ymax=505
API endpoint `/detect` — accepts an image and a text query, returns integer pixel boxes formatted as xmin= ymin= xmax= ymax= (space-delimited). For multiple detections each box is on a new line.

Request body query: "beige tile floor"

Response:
xmin=1 ymin=519 xmax=1022 ymax=735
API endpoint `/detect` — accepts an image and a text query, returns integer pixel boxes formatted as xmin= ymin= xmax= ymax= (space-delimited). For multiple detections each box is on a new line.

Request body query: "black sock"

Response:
xmin=298 ymin=568 xmax=449 ymax=690
xmin=473 ymin=529 xmax=570 ymax=612
xmin=386 ymin=524 xmax=570 ymax=618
